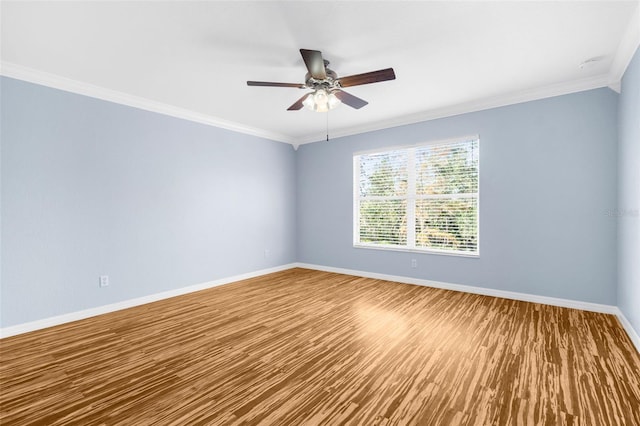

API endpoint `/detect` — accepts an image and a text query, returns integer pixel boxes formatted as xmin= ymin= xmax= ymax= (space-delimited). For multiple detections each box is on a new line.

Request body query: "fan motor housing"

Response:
xmin=305 ymin=67 xmax=340 ymax=91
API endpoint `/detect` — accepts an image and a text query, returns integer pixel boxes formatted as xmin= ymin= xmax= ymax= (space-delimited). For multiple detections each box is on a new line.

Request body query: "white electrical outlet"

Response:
xmin=264 ymin=249 xmax=270 ymax=258
xmin=99 ymin=275 xmax=109 ymax=287
xmin=411 ymin=259 xmax=417 ymax=268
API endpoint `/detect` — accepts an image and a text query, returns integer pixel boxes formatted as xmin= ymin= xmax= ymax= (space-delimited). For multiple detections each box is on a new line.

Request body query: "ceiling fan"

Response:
xmin=247 ymin=49 xmax=396 ymax=112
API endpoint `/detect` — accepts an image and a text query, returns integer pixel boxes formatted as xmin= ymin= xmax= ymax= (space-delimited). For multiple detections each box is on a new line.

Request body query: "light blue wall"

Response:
xmin=0 ymin=77 xmax=297 ymax=327
xmin=618 ymin=46 xmax=640 ymax=336
xmin=0 ymin=75 xmax=625 ymax=329
xmin=297 ymin=88 xmax=619 ymax=304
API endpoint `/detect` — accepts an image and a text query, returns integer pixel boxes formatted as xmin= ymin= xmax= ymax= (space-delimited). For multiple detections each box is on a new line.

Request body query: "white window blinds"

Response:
xmin=354 ymin=137 xmax=479 ymax=256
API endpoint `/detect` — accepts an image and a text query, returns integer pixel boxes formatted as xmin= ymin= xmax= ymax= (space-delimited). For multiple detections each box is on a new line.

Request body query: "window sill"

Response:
xmin=353 ymin=244 xmax=480 ymax=258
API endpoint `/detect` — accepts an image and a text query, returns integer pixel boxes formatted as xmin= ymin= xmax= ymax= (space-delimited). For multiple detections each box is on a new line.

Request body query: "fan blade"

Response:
xmin=247 ymin=81 xmax=306 ymax=88
xmin=334 ymin=90 xmax=368 ymax=109
xmin=287 ymin=93 xmax=310 ymax=111
xmin=338 ymin=68 xmax=396 ymax=88
xmin=300 ymin=49 xmax=327 ymax=80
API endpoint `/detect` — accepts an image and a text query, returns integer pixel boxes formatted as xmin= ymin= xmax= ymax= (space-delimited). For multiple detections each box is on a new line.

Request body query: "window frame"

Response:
xmin=353 ymin=135 xmax=480 ymax=258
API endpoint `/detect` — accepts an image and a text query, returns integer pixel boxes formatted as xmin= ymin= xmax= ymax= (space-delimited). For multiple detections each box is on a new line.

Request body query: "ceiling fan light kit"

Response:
xmin=247 ymin=49 xmax=396 ymax=112
xmin=302 ymin=89 xmax=341 ymax=112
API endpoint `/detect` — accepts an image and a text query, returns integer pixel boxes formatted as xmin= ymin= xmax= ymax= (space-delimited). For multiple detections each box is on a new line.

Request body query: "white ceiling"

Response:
xmin=2 ymin=1 xmax=639 ymax=146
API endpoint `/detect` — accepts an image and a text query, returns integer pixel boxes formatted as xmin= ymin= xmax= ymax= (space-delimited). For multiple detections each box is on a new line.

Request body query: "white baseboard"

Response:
xmin=4 ymin=262 xmax=639 ymax=354
xmin=614 ymin=308 xmax=640 ymax=354
xmin=0 ymin=263 xmax=297 ymax=339
xmin=295 ymin=263 xmax=619 ymax=313
xmin=295 ymin=262 xmax=639 ymax=353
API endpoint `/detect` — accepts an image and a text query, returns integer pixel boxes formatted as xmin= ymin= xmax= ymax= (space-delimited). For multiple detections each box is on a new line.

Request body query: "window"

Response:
xmin=354 ymin=136 xmax=479 ymax=256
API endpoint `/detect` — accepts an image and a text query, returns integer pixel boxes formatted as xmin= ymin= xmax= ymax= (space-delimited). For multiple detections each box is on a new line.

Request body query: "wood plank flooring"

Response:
xmin=1 ymin=268 xmax=639 ymax=425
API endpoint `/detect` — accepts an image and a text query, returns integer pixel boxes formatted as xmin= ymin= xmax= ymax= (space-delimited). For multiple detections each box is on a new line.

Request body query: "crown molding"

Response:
xmin=0 ymin=62 xmax=296 ymax=145
xmin=295 ymin=73 xmax=612 ymax=145
xmin=608 ymin=1 xmax=640 ymax=92
xmin=0 ymin=57 xmax=626 ymax=148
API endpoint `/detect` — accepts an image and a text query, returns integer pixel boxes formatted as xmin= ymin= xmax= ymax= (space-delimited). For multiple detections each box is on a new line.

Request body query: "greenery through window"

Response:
xmin=354 ymin=137 xmax=479 ymax=255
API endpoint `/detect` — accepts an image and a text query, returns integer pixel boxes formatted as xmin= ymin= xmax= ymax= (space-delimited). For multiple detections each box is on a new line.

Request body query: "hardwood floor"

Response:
xmin=1 ymin=268 xmax=639 ymax=425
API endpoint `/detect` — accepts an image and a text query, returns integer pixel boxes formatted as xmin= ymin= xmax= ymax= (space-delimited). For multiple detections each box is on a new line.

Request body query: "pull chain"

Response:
xmin=326 ymin=110 xmax=329 ymax=142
